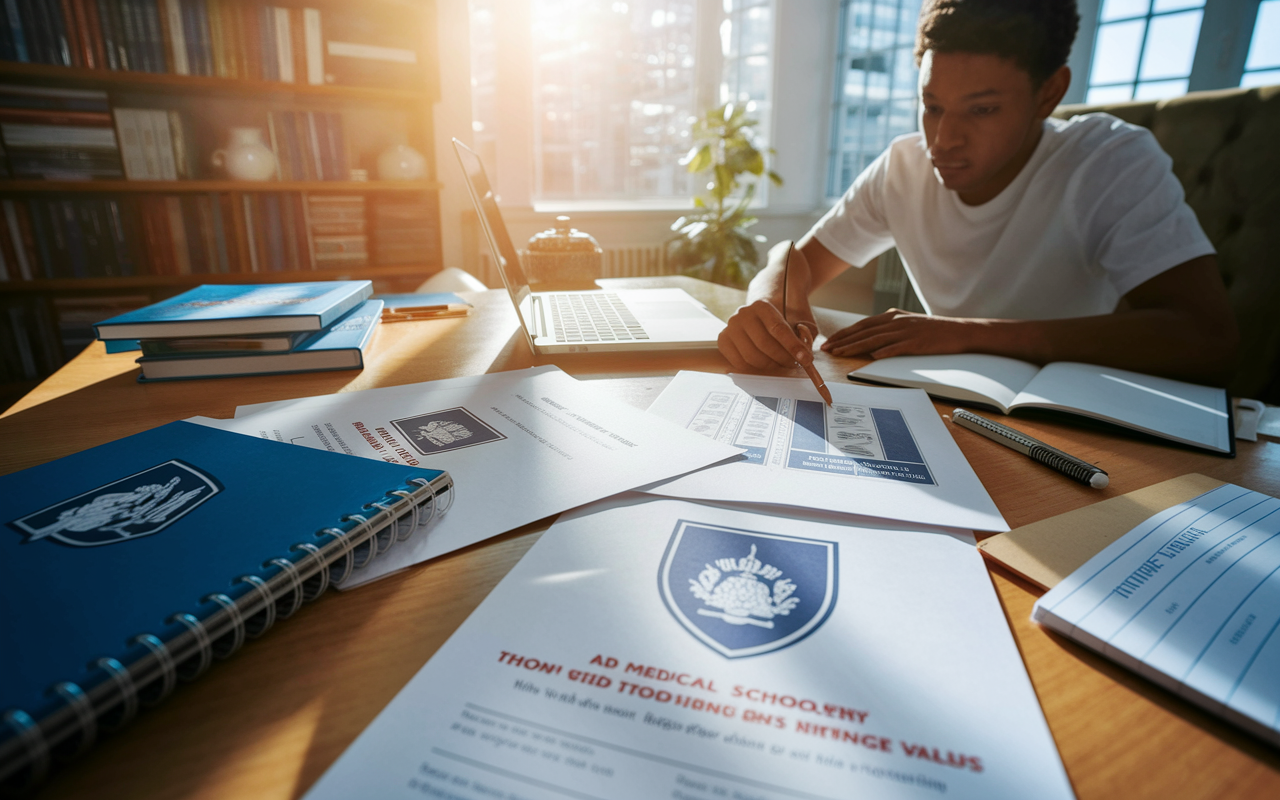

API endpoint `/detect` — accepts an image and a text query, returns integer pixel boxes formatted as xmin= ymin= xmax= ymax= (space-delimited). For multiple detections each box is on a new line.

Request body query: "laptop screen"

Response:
xmin=452 ymin=140 xmax=535 ymax=334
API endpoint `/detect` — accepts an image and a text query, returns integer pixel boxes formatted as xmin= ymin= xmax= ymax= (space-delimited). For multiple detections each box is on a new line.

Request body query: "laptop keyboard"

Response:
xmin=548 ymin=293 xmax=650 ymax=343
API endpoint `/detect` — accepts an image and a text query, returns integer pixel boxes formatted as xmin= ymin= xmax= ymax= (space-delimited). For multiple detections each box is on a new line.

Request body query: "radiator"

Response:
xmin=478 ymin=245 xmax=672 ymax=288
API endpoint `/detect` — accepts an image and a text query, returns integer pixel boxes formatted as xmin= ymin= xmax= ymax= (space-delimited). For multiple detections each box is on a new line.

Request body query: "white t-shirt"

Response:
xmin=809 ymin=113 xmax=1215 ymax=320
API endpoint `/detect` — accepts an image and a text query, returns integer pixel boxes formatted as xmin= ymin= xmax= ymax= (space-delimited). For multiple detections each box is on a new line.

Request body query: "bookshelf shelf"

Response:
xmin=1 ymin=180 xmax=444 ymax=193
xmin=0 ymin=62 xmax=434 ymax=104
xmin=0 ymin=0 xmax=442 ymax=397
xmin=2 ymin=264 xmax=434 ymax=293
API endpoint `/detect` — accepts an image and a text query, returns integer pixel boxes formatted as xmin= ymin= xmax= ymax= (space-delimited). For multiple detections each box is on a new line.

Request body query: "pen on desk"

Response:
xmin=949 ymin=408 xmax=1109 ymax=488
xmin=781 ymin=242 xmax=833 ymax=406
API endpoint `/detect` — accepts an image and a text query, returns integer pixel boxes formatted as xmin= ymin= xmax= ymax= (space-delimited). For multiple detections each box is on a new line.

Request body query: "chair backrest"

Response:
xmin=1055 ymin=84 xmax=1280 ymax=401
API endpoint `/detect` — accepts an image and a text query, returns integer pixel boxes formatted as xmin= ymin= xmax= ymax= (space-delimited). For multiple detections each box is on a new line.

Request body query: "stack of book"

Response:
xmin=372 ymin=194 xmax=438 ymax=266
xmin=93 ymin=280 xmax=382 ymax=381
xmin=306 ymin=194 xmax=366 ymax=267
xmin=0 ymin=85 xmax=123 ymax=180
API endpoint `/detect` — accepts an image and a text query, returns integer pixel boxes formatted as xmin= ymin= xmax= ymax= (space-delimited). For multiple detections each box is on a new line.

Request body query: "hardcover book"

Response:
xmin=93 ymin=279 xmax=373 ymax=339
xmin=0 ymin=420 xmax=454 ymax=791
xmin=136 ymin=298 xmax=382 ymax=380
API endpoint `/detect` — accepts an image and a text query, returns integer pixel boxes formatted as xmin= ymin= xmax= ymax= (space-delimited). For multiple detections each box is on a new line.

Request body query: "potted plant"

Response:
xmin=666 ymin=102 xmax=783 ymax=289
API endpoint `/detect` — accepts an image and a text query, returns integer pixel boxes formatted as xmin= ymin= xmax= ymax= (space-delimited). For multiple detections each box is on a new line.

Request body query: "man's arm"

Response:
xmin=821 ymin=254 xmax=1238 ymax=386
xmin=717 ymin=237 xmax=858 ymax=371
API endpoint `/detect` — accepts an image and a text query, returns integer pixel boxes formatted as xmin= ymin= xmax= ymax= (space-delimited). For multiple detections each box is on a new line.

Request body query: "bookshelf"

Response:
xmin=0 ymin=0 xmax=443 ymax=407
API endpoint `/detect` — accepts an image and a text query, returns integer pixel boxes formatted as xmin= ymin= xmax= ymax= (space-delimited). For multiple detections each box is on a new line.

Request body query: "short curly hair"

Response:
xmin=915 ymin=0 xmax=1080 ymax=86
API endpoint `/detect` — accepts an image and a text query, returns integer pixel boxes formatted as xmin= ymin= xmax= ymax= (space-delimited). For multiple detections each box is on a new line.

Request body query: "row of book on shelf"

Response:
xmin=0 ymin=191 xmax=439 ymax=280
xmin=0 ymin=84 xmax=356 ymax=181
xmin=0 ymin=1 xmax=421 ymax=89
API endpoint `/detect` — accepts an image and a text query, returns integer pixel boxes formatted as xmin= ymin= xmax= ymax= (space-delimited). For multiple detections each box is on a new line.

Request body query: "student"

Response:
xmin=720 ymin=0 xmax=1237 ymax=386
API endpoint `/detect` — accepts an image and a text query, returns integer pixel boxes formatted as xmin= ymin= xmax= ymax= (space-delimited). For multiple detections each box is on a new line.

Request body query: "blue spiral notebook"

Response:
xmin=0 ymin=421 xmax=454 ymax=791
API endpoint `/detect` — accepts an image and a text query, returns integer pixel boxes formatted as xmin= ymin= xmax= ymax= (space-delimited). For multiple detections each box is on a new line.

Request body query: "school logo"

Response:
xmin=391 ymin=407 xmax=506 ymax=456
xmin=659 ymin=521 xmax=838 ymax=659
xmin=7 ymin=460 xmax=221 ymax=547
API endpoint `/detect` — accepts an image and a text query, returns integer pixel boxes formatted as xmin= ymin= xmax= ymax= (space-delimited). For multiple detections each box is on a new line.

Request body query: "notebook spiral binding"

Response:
xmin=0 ymin=472 xmax=453 ymax=793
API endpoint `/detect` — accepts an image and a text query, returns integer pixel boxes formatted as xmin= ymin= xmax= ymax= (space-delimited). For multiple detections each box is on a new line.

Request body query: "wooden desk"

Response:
xmin=4 ymin=277 xmax=1278 ymax=800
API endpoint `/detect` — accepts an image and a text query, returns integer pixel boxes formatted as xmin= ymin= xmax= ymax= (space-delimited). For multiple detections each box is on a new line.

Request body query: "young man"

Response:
xmin=720 ymin=0 xmax=1237 ymax=386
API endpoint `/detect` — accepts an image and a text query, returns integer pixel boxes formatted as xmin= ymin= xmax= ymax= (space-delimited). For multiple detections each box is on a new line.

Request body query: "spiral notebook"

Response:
xmin=0 ymin=421 xmax=454 ymax=792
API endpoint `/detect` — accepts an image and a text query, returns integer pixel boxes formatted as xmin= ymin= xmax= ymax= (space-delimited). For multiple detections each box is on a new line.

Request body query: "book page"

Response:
xmin=849 ymin=354 xmax=1042 ymax=413
xmin=641 ymin=372 xmax=1007 ymax=532
xmin=1012 ymin=362 xmax=1230 ymax=452
xmin=303 ymin=496 xmax=1074 ymax=800
xmin=191 ymin=367 xmax=740 ymax=587
xmin=1034 ymin=483 xmax=1280 ymax=746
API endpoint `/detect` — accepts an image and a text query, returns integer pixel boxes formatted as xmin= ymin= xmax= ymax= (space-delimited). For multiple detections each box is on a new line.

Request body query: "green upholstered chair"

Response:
xmin=1055 ymin=85 xmax=1280 ymax=402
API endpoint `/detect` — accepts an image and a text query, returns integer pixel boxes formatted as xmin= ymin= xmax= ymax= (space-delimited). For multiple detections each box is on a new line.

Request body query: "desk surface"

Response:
xmin=4 ymin=276 xmax=1278 ymax=800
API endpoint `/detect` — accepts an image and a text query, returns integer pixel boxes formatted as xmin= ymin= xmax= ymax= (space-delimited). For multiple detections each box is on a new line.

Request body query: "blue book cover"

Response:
xmin=135 ymin=299 xmax=383 ymax=380
xmin=93 ymin=280 xmax=373 ymax=340
xmin=376 ymin=293 xmax=471 ymax=313
xmin=0 ymin=420 xmax=451 ymax=784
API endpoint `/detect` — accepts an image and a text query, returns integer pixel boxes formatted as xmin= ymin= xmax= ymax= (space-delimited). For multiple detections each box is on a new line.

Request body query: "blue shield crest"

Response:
xmin=659 ymin=520 xmax=838 ymax=658
xmin=7 ymin=460 xmax=221 ymax=547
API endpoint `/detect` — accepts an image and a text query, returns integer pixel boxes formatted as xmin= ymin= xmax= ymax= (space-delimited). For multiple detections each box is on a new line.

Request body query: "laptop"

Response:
xmin=453 ymin=139 xmax=727 ymax=354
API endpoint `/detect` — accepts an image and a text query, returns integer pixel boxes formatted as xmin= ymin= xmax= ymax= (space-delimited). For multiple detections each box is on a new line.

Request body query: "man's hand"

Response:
xmin=719 ymin=299 xmax=816 ymax=371
xmin=821 ymin=309 xmax=992 ymax=358
xmin=718 ymin=240 xmax=822 ymax=372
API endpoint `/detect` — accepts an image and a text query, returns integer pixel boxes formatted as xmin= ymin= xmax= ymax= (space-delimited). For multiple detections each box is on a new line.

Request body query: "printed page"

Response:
xmin=642 ymin=372 xmax=1006 ymax=532
xmin=1034 ymin=483 xmax=1280 ymax=746
xmin=850 ymin=354 xmax=1042 ymax=412
xmin=302 ymin=495 xmax=1074 ymax=800
xmin=1012 ymin=362 xmax=1231 ymax=452
xmin=190 ymin=367 xmax=739 ymax=587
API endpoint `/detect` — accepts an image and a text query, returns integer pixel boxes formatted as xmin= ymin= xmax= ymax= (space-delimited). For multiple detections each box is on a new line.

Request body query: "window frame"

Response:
xmin=1063 ymin=0 xmax=1266 ymax=105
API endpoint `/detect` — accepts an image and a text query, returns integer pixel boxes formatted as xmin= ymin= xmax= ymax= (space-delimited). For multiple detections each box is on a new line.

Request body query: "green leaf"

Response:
xmin=682 ymin=145 xmax=712 ymax=173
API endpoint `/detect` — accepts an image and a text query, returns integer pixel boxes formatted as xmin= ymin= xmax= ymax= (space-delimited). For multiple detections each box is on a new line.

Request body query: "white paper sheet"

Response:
xmin=640 ymin=371 xmax=1007 ymax=532
xmin=189 ymin=367 xmax=740 ymax=586
xmin=1034 ymin=483 xmax=1280 ymax=747
xmin=302 ymin=495 xmax=1073 ymax=800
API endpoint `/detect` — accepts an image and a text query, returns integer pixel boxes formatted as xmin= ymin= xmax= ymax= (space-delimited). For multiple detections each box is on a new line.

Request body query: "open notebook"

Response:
xmin=849 ymin=354 xmax=1233 ymax=455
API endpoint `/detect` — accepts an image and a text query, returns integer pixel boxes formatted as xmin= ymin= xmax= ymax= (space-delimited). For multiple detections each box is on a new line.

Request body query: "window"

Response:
xmin=469 ymin=0 xmax=774 ymax=208
xmin=1085 ymin=0 xmax=1205 ymax=102
xmin=1241 ymin=0 xmax=1280 ymax=87
xmin=827 ymin=0 xmax=924 ymax=197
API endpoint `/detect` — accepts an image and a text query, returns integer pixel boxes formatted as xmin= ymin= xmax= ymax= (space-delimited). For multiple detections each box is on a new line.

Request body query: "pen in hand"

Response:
xmin=781 ymin=242 xmax=832 ymax=406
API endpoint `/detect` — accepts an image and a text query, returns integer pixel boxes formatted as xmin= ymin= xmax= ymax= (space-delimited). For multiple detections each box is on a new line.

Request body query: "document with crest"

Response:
xmin=302 ymin=495 xmax=1073 ymax=800
xmin=190 ymin=367 xmax=740 ymax=586
xmin=641 ymin=371 xmax=1006 ymax=532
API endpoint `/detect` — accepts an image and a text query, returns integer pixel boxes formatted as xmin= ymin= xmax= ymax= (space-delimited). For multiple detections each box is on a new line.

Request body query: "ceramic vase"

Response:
xmin=377 ymin=144 xmax=426 ymax=180
xmin=211 ymin=127 xmax=278 ymax=181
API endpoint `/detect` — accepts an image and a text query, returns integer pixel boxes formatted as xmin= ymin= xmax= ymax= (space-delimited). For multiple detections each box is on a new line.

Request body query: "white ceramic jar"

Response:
xmin=211 ymin=128 xmax=278 ymax=181
xmin=377 ymin=144 xmax=426 ymax=180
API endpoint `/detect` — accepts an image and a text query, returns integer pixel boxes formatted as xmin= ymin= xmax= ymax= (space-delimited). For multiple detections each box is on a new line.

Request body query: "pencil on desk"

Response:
xmin=949 ymin=408 xmax=1109 ymax=488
